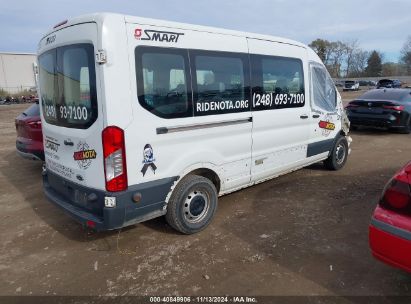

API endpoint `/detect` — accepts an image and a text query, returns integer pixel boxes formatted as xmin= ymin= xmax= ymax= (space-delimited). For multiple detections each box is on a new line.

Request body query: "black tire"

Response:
xmin=165 ymin=175 xmax=218 ymax=234
xmin=324 ymin=136 xmax=349 ymax=171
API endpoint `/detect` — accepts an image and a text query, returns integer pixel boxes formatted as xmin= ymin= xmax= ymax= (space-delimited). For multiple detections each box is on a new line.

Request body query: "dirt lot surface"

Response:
xmin=1 ymin=94 xmax=411 ymax=297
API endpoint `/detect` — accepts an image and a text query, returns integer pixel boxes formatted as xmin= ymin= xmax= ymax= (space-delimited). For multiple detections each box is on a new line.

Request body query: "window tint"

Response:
xmin=311 ymin=65 xmax=336 ymax=112
xmin=38 ymin=44 xmax=97 ymax=129
xmin=136 ymin=47 xmax=191 ymax=118
xmin=59 ymin=46 xmax=97 ymax=126
xmin=193 ymin=53 xmax=249 ymax=116
xmin=262 ymin=58 xmax=304 ymax=94
xmin=251 ymin=55 xmax=305 ymax=110
xmin=38 ymin=50 xmax=57 ymax=124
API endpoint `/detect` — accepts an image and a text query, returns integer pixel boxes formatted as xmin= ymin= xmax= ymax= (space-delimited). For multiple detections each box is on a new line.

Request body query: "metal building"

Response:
xmin=0 ymin=52 xmax=37 ymax=94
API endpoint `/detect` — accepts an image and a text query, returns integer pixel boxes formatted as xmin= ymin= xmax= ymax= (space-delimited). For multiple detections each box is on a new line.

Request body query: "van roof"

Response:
xmin=43 ymin=12 xmax=307 ymax=49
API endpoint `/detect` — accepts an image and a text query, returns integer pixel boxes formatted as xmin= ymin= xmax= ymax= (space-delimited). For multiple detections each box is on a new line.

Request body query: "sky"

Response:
xmin=0 ymin=0 xmax=410 ymax=62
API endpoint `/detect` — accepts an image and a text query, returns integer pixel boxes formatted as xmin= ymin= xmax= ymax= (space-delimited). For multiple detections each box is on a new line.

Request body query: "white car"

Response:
xmin=343 ymin=80 xmax=360 ymax=91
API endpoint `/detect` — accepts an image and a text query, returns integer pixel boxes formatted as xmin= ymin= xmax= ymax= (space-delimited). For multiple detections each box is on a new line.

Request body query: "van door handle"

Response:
xmin=312 ymin=114 xmax=320 ymax=118
xmin=300 ymin=114 xmax=309 ymax=119
xmin=64 ymin=139 xmax=74 ymax=146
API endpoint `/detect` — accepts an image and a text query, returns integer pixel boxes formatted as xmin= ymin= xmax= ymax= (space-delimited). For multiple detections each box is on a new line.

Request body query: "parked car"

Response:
xmin=377 ymin=79 xmax=402 ymax=89
xmin=343 ymin=80 xmax=360 ymax=91
xmin=15 ymin=103 xmax=44 ymax=161
xmin=334 ymin=80 xmax=344 ymax=88
xmin=358 ymin=80 xmax=377 ymax=87
xmin=369 ymin=80 xmax=377 ymax=87
xmin=369 ymin=161 xmax=411 ymax=272
xmin=345 ymin=88 xmax=411 ymax=133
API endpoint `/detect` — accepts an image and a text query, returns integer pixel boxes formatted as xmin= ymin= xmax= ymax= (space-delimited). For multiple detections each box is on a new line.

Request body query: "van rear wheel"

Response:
xmin=165 ymin=175 xmax=218 ymax=234
xmin=324 ymin=136 xmax=348 ymax=171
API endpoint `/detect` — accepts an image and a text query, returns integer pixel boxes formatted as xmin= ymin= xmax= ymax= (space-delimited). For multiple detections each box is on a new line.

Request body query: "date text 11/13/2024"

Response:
xmin=149 ymin=296 xmax=258 ymax=303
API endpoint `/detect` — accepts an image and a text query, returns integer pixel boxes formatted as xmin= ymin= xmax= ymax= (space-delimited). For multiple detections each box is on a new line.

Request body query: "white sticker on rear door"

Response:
xmin=46 ymin=159 xmax=75 ymax=179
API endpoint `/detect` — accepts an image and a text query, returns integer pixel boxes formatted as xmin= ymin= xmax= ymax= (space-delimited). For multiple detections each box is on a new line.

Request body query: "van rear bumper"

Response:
xmin=43 ymin=169 xmax=178 ymax=231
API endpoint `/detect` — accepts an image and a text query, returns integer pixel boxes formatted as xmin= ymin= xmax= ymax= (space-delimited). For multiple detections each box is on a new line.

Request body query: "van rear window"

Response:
xmin=38 ymin=44 xmax=97 ymax=129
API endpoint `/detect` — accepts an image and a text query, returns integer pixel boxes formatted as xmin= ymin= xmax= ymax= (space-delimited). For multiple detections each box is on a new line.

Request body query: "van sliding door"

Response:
xmin=248 ymin=38 xmax=311 ymax=181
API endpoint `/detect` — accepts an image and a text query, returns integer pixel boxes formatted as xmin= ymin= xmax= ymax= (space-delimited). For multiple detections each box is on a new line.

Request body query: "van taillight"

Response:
xmin=102 ymin=126 xmax=127 ymax=192
xmin=380 ymin=174 xmax=411 ymax=212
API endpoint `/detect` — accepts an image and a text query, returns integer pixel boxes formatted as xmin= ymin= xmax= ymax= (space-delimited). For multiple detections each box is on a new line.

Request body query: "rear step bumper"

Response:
xmin=43 ymin=169 xmax=178 ymax=231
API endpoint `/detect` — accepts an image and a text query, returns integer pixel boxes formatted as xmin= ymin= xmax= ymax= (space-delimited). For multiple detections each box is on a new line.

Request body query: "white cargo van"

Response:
xmin=38 ymin=13 xmax=351 ymax=234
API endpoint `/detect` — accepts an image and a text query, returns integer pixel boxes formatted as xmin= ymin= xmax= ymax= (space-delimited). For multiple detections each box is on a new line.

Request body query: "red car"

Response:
xmin=369 ymin=161 xmax=411 ymax=272
xmin=15 ymin=103 xmax=44 ymax=161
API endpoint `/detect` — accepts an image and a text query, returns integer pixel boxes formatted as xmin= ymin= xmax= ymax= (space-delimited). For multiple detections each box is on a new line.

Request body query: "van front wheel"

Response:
xmin=324 ymin=136 xmax=349 ymax=171
xmin=165 ymin=175 xmax=218 ymax=234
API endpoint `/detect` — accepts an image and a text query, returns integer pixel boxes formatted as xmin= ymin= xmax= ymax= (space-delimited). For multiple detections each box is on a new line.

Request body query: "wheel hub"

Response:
xmin=336 ymin=144 xmax=346 ymax=165
xmin=183 ymin=190 xmax=209 ymax=223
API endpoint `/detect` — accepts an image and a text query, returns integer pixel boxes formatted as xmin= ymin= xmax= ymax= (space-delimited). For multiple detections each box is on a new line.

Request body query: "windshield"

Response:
xmin=38 ymin=43 xmax=97 ymax=129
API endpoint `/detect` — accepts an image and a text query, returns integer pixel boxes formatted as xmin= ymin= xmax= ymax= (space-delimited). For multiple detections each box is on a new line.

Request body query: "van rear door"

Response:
xmin=38 ymin=23 xmax=105 ymax=190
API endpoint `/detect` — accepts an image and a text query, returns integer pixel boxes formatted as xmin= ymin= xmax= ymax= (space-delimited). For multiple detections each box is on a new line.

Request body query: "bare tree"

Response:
xmin=401 ymin=36 xmax=411 ymax=75
xmin=328 ymin=41 xmax=346 ymax=78
xmin=309 ymin=38 xmax=387 ymax=78
xmin=343 ymin=40 xmax=359 ymax=77
xmin=382 ymin=62 xmax=401 ymax=77
xmin=348 ymin=50 xmax=369 ymax=77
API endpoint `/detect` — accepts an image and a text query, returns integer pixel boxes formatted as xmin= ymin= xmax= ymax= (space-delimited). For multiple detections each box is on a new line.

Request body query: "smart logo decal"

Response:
xmin=44 ymin=136 xmax=61 ymax=161
xmin=141 ymin=144 xmax=157 ymax=176
xmin=45 ymin=35 xmax=56 ymax=45
xmin=134 ymin=28 xmax=184 ymax=43
xmin=73 ymin=142 xmax=96 ymax=170
xmin=318 ymin=115 xmax=335 ymax=137
xmin=45 ymin=139 xmax=60 ymax=153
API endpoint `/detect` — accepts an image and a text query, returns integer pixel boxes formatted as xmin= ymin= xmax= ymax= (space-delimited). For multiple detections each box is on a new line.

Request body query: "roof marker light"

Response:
xmin=53 ymin=20 xmax=68 ymax=29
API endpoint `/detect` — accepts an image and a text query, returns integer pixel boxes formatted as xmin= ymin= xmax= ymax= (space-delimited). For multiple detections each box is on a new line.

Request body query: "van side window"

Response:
xmin=311 ymin=64 xmax=336 ymax=112
xmin=251 ymin=55 xmax=305 ymax=111
xmin=135 ymin=47 xmax=192 ymax=118
xmin=192 ymin=52 xmax=250 ymax=116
